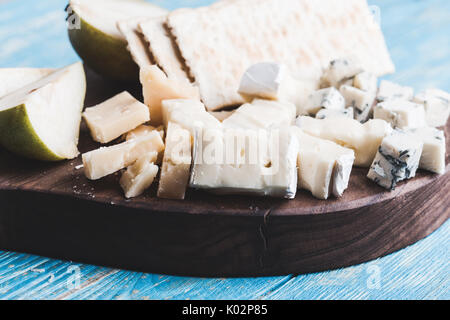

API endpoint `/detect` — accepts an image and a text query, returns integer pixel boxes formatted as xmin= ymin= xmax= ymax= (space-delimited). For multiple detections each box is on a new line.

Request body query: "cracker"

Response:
xmin=167 ymin=0 xmax=395 ymax=111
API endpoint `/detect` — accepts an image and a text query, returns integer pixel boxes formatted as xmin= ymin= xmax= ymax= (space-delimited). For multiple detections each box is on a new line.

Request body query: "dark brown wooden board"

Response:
xmin=0 ymin=67 xmax=448 ymax=277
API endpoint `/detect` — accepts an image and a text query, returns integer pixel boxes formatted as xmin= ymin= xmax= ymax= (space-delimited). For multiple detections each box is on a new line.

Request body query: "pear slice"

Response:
xmin=0 ymin=68 xmax=54 ymax=98
xmin=0 ymin=62 xmax=86 ymax=161
xmin=66 ymin=0 xmax=168 ymax=82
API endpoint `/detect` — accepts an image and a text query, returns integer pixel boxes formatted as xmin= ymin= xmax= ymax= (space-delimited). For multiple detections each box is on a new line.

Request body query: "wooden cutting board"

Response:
xmin=0 ymin=67 xmax=448 ymax=277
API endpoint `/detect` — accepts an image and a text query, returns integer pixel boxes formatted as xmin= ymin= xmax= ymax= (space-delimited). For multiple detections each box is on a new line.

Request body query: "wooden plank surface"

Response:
xmin=0 ymin=0 xmax=449 ymax=299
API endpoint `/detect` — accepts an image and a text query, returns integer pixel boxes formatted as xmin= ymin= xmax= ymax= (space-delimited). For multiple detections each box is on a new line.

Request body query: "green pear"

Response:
xmin=66 ymin=0 xmax=168 ymax=82
xmin=0 ymin=62 xmax=86 ymax=161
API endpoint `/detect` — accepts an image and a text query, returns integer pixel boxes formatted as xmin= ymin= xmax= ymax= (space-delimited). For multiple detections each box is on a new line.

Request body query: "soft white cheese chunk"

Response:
xmin=413 ymin=88 xmax=450 ymax=127
xmin=83 ymin=91 xmax=150 ymax=143
xmin=82 ymin=131 xmax=164 ymax=180
xmin=339 ymin=85 xmax=376 ymax=123
xmin=120 ymin=155 xmax=159 ymax=198
xmin=374 ymin=100 xmax=427 ymax=129
xmin=190 ymin=127 xmax=298 ymax=199
xmin=140 ymin=65 xmax=200 ymax=125
xmin=296 ymin=116 xmax=393 ymax=167
xmin=157 ymin=122 xmax=192 ymax=200
xmin=292 ymin=127 xmax=355 ymax=199
xmin=320 ymin=59 xmax=363 ymax=88
xmin=367 ymin=131 xmax=423 ymax=190
xmin=302 ymin=87 xmax=346 ymax=115
xmin=408 ymin=127 xmax=446 ymax=174
xmin=353 ymin=71 xmax=378 ymax=93
xmin=316 ymin=108 xmax=354 ymax=120
xmin=223 ymin=99 xmax=296 ymax=130
xmin=377 ymin=80 xmax=414 ymax=102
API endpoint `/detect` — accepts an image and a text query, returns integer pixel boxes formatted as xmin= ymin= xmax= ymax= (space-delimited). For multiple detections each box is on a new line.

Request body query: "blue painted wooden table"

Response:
xmin=0 ymin=0 xmax=449 ymax=300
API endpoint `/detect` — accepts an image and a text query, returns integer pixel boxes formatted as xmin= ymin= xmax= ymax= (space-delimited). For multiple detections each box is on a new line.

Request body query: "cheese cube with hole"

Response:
xmin=157 ymin=122 xmax=192 ymax=200
xmin=161 ymin=99 xmax=221 ymax=135
xmin=293 ymin=127 xmax=355 ymax=199
xmin=339 ymin=85 xmax=376 ymax=123
xmin=140 ymin=65 xmax=200 ymax=125
xmin=82 ymin=131 xmax=164 ymax=180
xmin=223 ymin=99 xmax=296 ymax=130
xmin=316 ymin=108 xmax=354 ymax=120
xmin=190 ymin=127 xmax=298 ymax=199
xmin=367 ymin=131 xmax=423 ymax=190
xmin=302 ymin=88 xmax=345 ymax=115
xmin=353 ymin=71 xmax=378 ymax=93
xmin=413 ymin=88 xmax=450 ymax=127
xmin=377 ymin=80 xmax=414 ymax=102
xmin=409 ymin=127 xmax=446 ymax=174
xmin=120 ymin=156 xmax=159 ymax=198
xmin=320 ymin=59 xmax=363 ymax=88
xmin=296 ymin=116 xmax=393 ymax=167
xmin=83 ymin=91 xmax=149 ymax=144
xmin=374 ymin=100 xmax=427 ymax=129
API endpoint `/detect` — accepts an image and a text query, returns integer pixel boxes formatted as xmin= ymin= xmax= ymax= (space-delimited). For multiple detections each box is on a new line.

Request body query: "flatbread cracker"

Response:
xmin=139 ymin=16 xmax=190 ymax=83
xmin=167 ymin=0 xmax=395 ymax=111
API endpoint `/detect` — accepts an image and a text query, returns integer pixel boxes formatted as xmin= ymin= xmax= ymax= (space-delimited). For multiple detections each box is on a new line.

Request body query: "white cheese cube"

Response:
xmin=120 ymin=156 xmax=159 ymax=198
xmin=223 ymin=99 xmax=296 ymax=130
xmin=367 ymin=131 xmax=423 ymax=190
xmin=374 ymin=100 xmax=427 ymax=129
xmin=157 ymin=122 xmax=192 ymax=200
xmin=82 ymin=131 xmax=164 ymax=180
xmin=316 ymin=107 xmax=354 ymax=120
xmin=161 ymin=99 xmax=221 ymax=135
xmin=83 ymin=91 xmax=150 ymax=144
xmin=293 ymin=127 xmax=355 ymax=199
xmin=409 ymin=127 xmax=446 ymax=174
xmin=190 ymin=127 xmax=299 ymax=199
xmin=320 ymin=59 xmax=363 ymax=88
xmin=208 ymin=110 xmax=235 ymax=122
xmin=126 ymin=124 xmax=165 ymax=141
xmin=339 ymin=85 xmax=376 ymax=123
xmin=302 ymin=87 xmax=345 ymax=115
xmin=377 ymin=80 xmax=414 ymax=102
xmin=140 ymin=65 xmax=200 ymax=125
xmin=413 ymin=88 xmax=450 ymax=127
xmin=353 ymin=71 xmax=378 ymax=93
xmin=296 ymin=116 xmax=393 ymax=167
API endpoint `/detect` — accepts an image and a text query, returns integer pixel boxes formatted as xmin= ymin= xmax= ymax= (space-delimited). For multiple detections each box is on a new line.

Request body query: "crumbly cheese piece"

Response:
xmin=367 ymin=131 xmax=423 ymax=190
xmin=320 ymin=59 xmax=363 ymax=88
xmin=374 ymin=100 xmax=427 ymax=129
xmin=377 ymin=80 xmax=414 ymax=102
xmin=120 ymin=155 xmax=159 ymax=199
xmin=302 ymin=87 xmax=346 ymax=115
xmin=353 ymin=71 xmax=378 ymax=93
xmin=126 ymin=124 xmax=165 ymax=141
xmin=413 ymin=88 xmax=450 ymax=127
xmin=140 ymin=65 xmax=200 ymax=125
xmin=316 ymin=107 xmax=354 ymax=120
xmin=296 ymin=116 xmax=393 ymax=167
xmin=223 ymin=99 xmax=296 ymax=130
xmin=190 ymin=127 xmax=299 ymax=199
xmin=161 ymin=99 xmax=221 ymax=135
xmin=292 ymin=127 xmax=355 ymax=199
xmin=82 ymin=132 xmax=164 ymax=180
xmin=157 ymin=122 xmax=192 ymax=200
xmin=409 ymin=127 xmax=446 ymax=174
xmin=339 ymin=85 xmax=376 ymax=123
xmin=208 ymin=110 xmax=235 ymax=122
xmin=83 ymin=91 xmax=150 ymax=143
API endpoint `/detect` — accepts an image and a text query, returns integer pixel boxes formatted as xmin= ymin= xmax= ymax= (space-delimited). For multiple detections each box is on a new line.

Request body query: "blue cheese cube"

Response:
xmin=302 ymin=87 xmax=345 ymax=115
xmin=339 ymin=85 xmax=376 ymax=123
xmin=413 ymin=88 xmax=450 ymax=127
xmin=409 ymin=127 xmax=446 ymax=174
xmin=377 ymin=80 xmax=414 ymax=102
xmin=353 ymin=71 xmax=378 ymax=93
xmin=316 ymin=107 xmax=354 ymax=120
xmin=367 ymin=131 xmax=423 ymax=190
xmin=374 ymin=100 xmax=427 ymax=129
xmin=320 ymin=59 xmax=363 ymax=88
